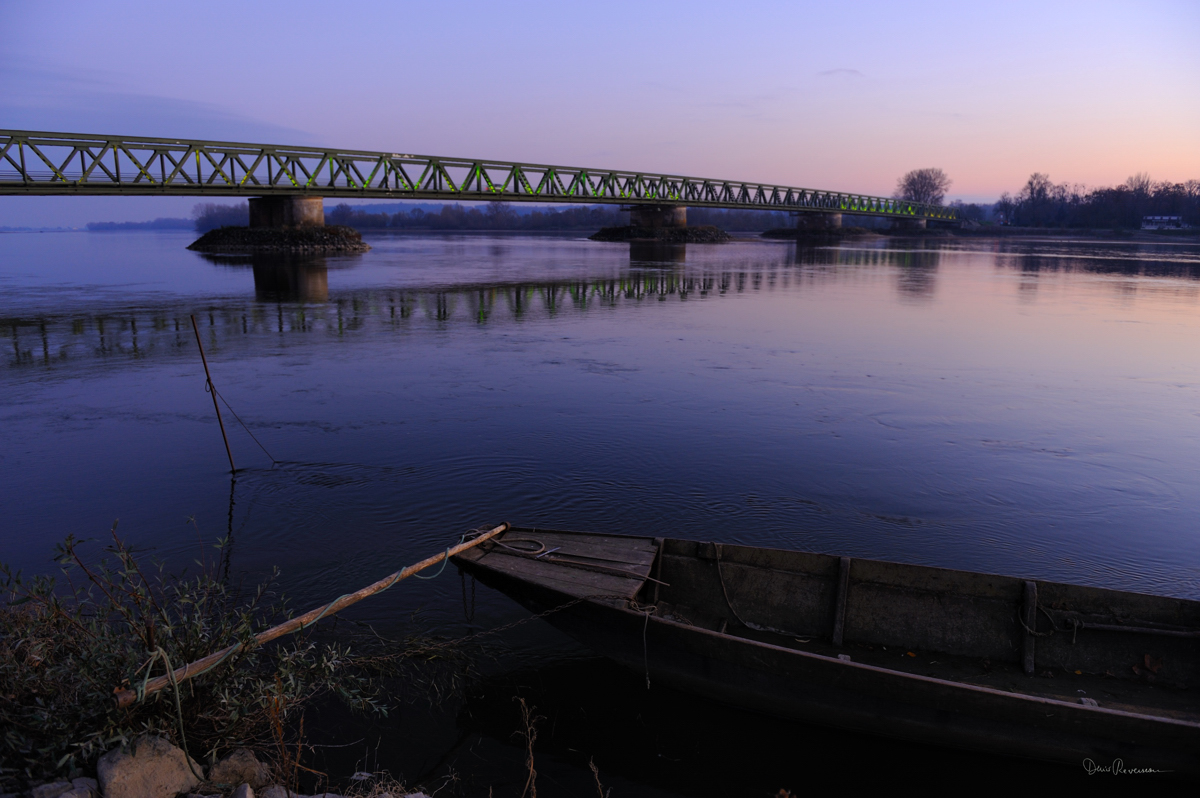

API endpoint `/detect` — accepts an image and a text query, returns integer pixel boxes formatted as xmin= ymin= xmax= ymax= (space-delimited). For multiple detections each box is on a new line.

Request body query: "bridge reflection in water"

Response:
xmin=4 ymin=241 xmax=950 ymax=370
xmin=1 ymin=240 xmax=958 ymax=370
xmin=10 ymin=237 xmax=1198 ymax=373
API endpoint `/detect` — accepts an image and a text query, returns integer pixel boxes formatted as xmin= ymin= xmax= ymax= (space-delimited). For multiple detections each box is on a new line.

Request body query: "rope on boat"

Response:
xmin=413 ymin=547 xmax=451 ymax=580
xmin=713 ymin=543 xmax=805 ymax=639
xmin=1016 ymin=604 xmax=1059 ymax=638
xmin=480 ymin=533 xmax=667 ymax=585
xmin=462 ymin=524 xmax=546 ymax=555
xmin=459 ymin=527 xmax=660 ymax=686
xmin=1017 ymin=603 xmax=1200 ymax=641
xmin=491 ymin=537 xmax=547 ymax=555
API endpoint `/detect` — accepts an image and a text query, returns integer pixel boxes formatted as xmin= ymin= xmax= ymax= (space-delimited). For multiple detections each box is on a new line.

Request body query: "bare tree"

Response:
xmin=894 ymin=168 xmax=952 ymax=205
xmin=485 ymin=199 xmax=517 ymax=228
xmin=1123 ymin=172 xmax=1153 ymax=196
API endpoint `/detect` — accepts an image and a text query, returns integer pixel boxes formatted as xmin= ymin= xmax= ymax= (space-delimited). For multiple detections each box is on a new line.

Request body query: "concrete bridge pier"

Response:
xmin=249 ymin=195 xmax=325 ymax=228
xmin=891 ymin=217 xmax=927 ymax=231
xmin=794 ymin=211 xmax=842 ymax=230
xmin=627 ymin=204 xmax=687 ymax=229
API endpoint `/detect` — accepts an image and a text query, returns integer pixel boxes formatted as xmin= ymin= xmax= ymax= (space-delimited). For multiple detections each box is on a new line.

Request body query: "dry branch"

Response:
xmin=113 ymin=523 xmax=508 ymax=708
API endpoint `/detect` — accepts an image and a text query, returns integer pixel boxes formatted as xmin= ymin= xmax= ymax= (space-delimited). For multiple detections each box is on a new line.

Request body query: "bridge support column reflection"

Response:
xmin=252 ymin=257 xmax=329 ymax=302
xmin=197 ymin=252 xmax=331 ymax=302
xmin=629 ymin=241 xmax=687 ymax=267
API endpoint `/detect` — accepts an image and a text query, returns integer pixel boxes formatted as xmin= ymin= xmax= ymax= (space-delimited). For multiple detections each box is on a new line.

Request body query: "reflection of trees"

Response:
xmin=995 ymin=249 xmax=1200 ymax=304
xmin=1001 ymin=249 xmax=1200 ymax=279
xmin=789 ymin=242 xmax=941 ymax=299
xmin=885 ymin=245 xmax=940 ymax=300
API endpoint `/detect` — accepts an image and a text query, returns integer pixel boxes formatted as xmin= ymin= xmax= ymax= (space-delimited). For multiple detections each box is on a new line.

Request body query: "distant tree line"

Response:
xmin=326 ymin=202 xmax=796 ymax=231
xmin=893 ymin=166 xmax=1200 ymax=229
xmin=87 ymin=217 xmax=193 ymax=231
xmin=687 ymin=208 xmax=793 ymax=230
xmin=948 ymin=200 xmax=991 ymax=223
xmin=186 ymin=174 xmax=1200 ymax=234
xmin=189 ymin=201 xmax=795 ymax=232
xmin=194 ymin=202 xmax=249 ymax=231
xmin=326 ymin=202 xmax=626 ymax=230
xmin=996 ymin=173 xmax=1200 ymax=228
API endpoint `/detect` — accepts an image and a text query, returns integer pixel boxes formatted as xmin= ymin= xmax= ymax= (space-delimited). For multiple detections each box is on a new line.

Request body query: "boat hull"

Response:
xmin=454 ymin=529 xmax=1200 ymax=777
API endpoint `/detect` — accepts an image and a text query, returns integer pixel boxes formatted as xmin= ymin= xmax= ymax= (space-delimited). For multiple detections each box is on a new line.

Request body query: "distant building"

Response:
xmin=1141 ymin=215 xmax=1185 ymax=230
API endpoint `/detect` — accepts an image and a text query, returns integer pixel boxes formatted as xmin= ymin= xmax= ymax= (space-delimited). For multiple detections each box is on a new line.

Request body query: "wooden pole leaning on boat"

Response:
xmin=113 ymin=522 xmax=509 ymax=709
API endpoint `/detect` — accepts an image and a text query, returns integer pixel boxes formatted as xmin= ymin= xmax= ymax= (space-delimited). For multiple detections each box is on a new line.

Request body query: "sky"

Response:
xmin=2 ymin=0 xmax=1198 ymax=227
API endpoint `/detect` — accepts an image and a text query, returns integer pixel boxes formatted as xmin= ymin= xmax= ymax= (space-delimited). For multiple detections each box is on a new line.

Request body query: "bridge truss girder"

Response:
xmin=0 ymin=130 xmax=956 ymax=221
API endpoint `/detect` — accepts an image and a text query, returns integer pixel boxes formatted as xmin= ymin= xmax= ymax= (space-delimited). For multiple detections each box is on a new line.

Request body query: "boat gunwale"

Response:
xmin=502 ymin=527 xmax=1200 ymax=610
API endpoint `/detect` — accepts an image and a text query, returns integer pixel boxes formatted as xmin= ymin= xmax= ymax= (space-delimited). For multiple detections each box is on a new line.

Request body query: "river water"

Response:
xmin=3 ymin=230 xmax=1199 ymax=792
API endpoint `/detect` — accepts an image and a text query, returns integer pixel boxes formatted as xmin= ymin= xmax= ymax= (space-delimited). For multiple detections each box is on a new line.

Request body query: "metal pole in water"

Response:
xmin=190 ymin=314 xmax=236 ymax=473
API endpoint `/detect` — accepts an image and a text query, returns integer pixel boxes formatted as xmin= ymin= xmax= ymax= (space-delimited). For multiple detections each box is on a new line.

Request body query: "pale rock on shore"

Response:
xmin=24 ymin=738 xmax=428 ymax=798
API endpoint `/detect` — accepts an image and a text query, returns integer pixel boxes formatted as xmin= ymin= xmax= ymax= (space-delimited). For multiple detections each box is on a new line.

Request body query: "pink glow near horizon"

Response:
xmin=2 ymin=0 xmax=1197 ymax=225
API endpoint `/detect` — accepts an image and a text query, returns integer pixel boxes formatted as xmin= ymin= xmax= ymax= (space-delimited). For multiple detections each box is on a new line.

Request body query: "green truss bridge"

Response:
xmin=0 ymin=130 xmax=955 ymax=228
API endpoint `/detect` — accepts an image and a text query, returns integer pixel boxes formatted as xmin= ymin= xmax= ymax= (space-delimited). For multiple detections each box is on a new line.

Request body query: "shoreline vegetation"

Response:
xmin=0 ymin=529 xmax=483 ymax=796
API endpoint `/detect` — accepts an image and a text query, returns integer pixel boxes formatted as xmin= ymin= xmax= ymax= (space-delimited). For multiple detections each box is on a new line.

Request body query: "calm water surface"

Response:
xmin=3 ymin=230 xmax=1199 ymax=792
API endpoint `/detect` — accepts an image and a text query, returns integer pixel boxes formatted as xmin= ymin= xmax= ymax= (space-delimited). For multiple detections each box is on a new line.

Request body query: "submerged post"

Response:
xmin=190 ymin=315 xmax=236 ymax=474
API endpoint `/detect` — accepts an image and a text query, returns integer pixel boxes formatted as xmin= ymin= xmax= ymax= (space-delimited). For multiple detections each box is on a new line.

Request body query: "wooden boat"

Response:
xmin=453 ymin=527 xmax=1200 ymax=777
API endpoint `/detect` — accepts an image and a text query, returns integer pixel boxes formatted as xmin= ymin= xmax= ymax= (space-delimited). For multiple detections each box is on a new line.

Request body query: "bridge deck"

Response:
xmin=0 ymin=130 xmax=954 ymax=221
